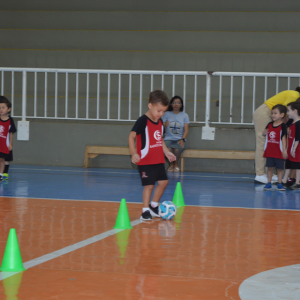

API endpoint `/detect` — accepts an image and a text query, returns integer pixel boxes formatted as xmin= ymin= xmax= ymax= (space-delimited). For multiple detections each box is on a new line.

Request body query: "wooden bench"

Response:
xmin=83 ymin=145 xmax=255 ymax=171
xmin=180 ymin=149 xmax=255 ymax=171
xmin=83 ymin=146 xmax=130 ymax=168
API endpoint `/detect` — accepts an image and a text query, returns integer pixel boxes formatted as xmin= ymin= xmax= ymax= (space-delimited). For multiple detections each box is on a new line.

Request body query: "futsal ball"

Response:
xmin=159 ymin=201 xmax=177 ymax=220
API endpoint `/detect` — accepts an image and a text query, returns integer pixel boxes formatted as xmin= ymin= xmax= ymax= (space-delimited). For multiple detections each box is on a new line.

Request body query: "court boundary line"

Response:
xmin=239 ymin=263 xmax=300 ymax=300
xmin=0 ymin=219 xmax=141 ymax=281
xmin=1 ymin=196 xmax=300 ymax=212
xmin=10 ymin=167 xmax=254 ymax=180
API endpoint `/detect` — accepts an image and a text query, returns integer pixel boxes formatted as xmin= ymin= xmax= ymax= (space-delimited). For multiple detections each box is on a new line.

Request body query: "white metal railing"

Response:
xmin=0 ymin=67 xmax=300 ymax=126
xmin=210 ymin=72 xmax=300 ymax=125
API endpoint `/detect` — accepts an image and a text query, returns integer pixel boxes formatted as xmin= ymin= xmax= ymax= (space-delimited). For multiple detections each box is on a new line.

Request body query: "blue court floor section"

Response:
xmin=1 ymin=165 xmax=300 ymax=210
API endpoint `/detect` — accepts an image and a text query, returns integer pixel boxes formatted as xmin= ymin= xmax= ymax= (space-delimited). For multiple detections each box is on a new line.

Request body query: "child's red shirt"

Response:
xmin=131 ymin=115 xmax=165 ymax=165
xmin=263 ymin=122 xmax=287 ymax=159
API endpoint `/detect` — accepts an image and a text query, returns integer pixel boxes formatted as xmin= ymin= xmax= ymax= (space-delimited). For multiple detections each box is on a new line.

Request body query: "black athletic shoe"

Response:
xmin=287 ymin=178 xmax=296 ymax=187
xmin=140 ymin=210 xmax=153 ymax=221
xmin=290 ymin=183 xmax=300 ymax=190
xmin=149 ymin=204 xmax=160 ymax=217
xmin=0 ymin=176 xmax=3 ymax=182
xmin=281 ymin=182 xmax=289 ymax=189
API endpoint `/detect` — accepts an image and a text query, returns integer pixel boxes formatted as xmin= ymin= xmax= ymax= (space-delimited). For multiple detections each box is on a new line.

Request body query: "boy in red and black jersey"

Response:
xmin=263 ymin=104 xmax=287 ymax=190
xmin=282 ymin=101 xmax=300 ymax=189
xmin=282 ymin=97 xmax=300 ymax=186
xmin=129 ymin=90 xmax=176 ymax=221
xmin=0 ymin=96 xmax=16 ymax=182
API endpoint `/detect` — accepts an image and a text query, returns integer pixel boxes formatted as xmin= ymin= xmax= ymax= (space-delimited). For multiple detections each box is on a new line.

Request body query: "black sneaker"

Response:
xmin=0 ymin=176 xmax=3 ymax=182
xmin=140 ymin=210 xmax=153 ymax=221
xmin=149 ymin=204 xmax=160 ymax=217
xmin=290 ymin=183 xmax=300 ymax=190
xmin=281 ymin=182 xmax=288 ymax=189
xmin=287 ymin=178 xmax=296 ymax=187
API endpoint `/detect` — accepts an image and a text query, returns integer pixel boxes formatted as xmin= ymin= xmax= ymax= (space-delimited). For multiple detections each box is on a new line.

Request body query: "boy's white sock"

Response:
xmin=151 ymin=201 xmax=158 ymax=208
xmin=142 ymin=208 xmax=150 ymax=212
xmin=0 ymin=173 xmax=3 ymax=176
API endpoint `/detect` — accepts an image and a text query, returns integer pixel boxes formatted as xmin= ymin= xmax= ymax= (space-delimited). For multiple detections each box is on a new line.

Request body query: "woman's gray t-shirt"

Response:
xmin=162 ymin=111 xmax=190 ymax=140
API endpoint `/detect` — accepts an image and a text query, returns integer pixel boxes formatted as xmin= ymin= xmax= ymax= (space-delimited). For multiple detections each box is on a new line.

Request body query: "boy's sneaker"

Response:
xmin=140 ymin=210 xmax=153 ymax=221
xmin=290 ymin=183 xmax=300 ymax=190
xmin=2 ymin=173 xmax=8 ymax=180
xmin=149 ymin=204 xmax=160 ymax=218
xmin=277 ymin=183 xmax=286 ymax=191
xmin=287 ymin=178 xmax=296 ymax=187
xmin=0 ymin=175 xmax=3 ymax=182
xmin=255 ymin=174 xmax=268 ymax=184
xmin=263 ymin=183 xmax=272 ymax=190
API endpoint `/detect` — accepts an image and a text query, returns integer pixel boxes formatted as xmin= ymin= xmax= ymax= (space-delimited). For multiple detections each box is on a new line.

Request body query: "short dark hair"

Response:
xmin=272 ymin=104 xmax=287 ymax=116
xmin=295 ymin=86 xmax=300 ymax=93
xmin=287 ymin=101 xmax=300 ymax=116
xmin=0 ymin=96 xmax=11 ymax=109
xmin=168 ymin=95 xmax=184 ymax=112
xmin=149 ymin=90 xmax=169 ymax=107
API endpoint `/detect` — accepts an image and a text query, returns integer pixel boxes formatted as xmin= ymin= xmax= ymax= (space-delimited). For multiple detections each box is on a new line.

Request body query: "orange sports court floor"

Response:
xmin=0 ymin=165 xmax=299 ymax=300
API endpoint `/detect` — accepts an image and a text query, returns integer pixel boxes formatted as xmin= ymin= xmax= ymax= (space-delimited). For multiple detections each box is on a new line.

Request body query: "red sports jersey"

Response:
xmin=0 ymin=117 xmax=16 ymax=154
xmin=263 ymin=122 xmax=287 ymax=159
xmin=131 ymin=115 xmax=165 ymax=165
xmin=287 ymin=121 xmax=300 ymax=162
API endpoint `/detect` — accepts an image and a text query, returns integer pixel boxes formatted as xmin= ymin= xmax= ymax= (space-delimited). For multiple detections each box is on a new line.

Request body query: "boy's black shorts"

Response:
xmin=265 ymin=157 xmax=284 ymax=169
xmin=0 ymin=150 xmax=13 ymax=161
xmin=138 ymin=163 xmax=168 ymax=186
xmin=285 ymin=159 xmax=300 ymax=170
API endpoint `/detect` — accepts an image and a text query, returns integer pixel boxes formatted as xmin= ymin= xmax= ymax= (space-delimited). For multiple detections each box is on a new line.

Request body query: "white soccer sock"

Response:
xmin=142 ymin=208 xmax=150 ymax=213
xmin=0 ymin=173 xmax=3 ymax=176
xmin=151 ymin=201 xmax=158 ymax=208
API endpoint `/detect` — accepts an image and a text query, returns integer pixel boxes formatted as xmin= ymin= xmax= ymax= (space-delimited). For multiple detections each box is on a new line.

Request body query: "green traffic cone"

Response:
xmin=113 ymin=199 xmax=133 ymax=229
xmin=172 ymin=182 xmax=186 ymax=207
xmin=0 ymin=229 xmax=26 ymax=272
xmin=174 ymin=206 xmax=185 ymax=230
xmin=2 ymin=271 xmax=24 ymax=300
xmin=116 ymin=229 xmax=131 ymax=265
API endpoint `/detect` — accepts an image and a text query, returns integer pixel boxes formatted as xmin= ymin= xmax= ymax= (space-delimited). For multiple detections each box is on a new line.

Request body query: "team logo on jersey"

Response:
xmin=269 ymin=131 xmax=276 ymax=139
xmin=0 ymin=125 xmax=5 ymax=138
xmin=142 ymin=172 xmax=148 ymax=178
xmin=154 ymin=130 xmax=161 ymax=141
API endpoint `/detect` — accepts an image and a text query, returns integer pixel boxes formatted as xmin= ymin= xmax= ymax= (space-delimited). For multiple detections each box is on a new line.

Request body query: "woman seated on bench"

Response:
xmin=162 ymin=95 xmax=190 ymax=172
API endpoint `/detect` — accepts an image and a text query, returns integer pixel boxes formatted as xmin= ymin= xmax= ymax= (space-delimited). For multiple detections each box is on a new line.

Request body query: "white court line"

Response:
xmin=10 ymin=167 xmax=253 ymax=180
xmin=2 ymin=196 xmax=300 ymax=212
xmin=239 ymin=264 xmax=300 ymax=300
xmin=0 ymin=219 xmax=141 ymax=281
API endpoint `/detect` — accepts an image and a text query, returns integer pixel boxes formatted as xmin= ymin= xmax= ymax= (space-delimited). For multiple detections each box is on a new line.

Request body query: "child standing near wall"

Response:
xmin=262 ymin=104 xmax=287 ymax=190
xmin=281 ymin=97 xmax=300 ymax=186
xmin=128 ymin=90 xmax=176 ymax=220
xmin=282 ymin=102 xmax=300 ymax=189
xmin=0 ymin=96 xmax=16 ymax=182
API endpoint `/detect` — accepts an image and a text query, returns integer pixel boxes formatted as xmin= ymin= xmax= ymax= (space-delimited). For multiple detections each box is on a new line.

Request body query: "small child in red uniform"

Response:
xmin=263 ymin=104 xmax=287 ymax=190
xmin=282 ymin=102 xmax=300 ymax=189
xmin=128 ymin=90 xmax=176 ymax=220
xmin=0 ymin=96 xmax=16 ymax=182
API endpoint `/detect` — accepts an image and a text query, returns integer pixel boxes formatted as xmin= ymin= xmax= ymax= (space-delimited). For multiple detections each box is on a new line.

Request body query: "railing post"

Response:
xmin=17 ymin=71 xmax=30 ymax=141
xmin=205 ymin=73 xmax=211 ymax=127
xmin=202 ymin=72 xmax=215 ymax=140
xmin=22 ymin=71 xmax=27 ymax=121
